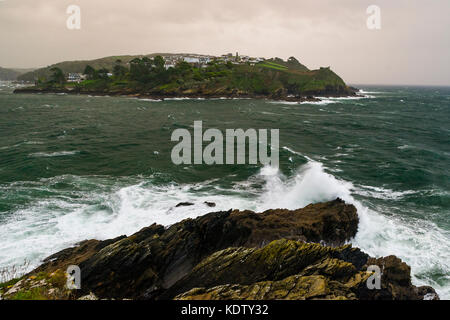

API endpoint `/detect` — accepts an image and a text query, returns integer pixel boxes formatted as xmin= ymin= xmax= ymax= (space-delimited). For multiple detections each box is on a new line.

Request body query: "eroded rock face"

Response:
xmin=19 ymin=198 xmax=438 ymax=300
xmin=356 ymin=256 xmax=440 ymax=300
xmin=176 ymin=275 xmax=351 ymax=300
xmin=31 ymin=198 xmax=358 ymax=299
xmin=172 ymin=240 xmax=438 ymax=300
xmin=225 ymin=198 xmax=359 ymax=247
xmin=163 ymin=239 xmax=368 ymax=299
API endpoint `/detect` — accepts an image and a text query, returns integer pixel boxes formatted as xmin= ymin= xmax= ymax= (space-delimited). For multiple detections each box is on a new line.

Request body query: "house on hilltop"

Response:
xmin=66 ymin=73 xmax=86 ymax=83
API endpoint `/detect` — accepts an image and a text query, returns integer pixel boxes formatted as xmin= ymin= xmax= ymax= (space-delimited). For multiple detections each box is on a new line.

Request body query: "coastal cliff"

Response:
xmin=0 ymin=199 xmax=439 ymax=300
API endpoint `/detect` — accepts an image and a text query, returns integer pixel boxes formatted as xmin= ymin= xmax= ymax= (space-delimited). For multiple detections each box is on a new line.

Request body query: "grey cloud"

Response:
xmin=0 ymin=0 xmax=449 ymax=85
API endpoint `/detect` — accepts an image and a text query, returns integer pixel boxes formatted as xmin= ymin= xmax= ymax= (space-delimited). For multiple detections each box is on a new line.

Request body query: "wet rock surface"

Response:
xmin=8 ymin=198 xmax=438 ymax=300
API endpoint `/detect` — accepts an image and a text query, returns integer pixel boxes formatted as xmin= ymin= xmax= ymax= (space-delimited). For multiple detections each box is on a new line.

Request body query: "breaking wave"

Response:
xmin=0 ymin=158 xmax=449 ymax=298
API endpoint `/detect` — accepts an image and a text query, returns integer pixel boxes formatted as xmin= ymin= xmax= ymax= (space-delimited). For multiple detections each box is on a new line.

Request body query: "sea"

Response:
xmin=0 ymin=81 xmax=449 ymax=298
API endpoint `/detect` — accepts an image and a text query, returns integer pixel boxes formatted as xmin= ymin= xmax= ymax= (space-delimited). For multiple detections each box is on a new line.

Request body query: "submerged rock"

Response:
xmin=204 ymin=201 xmax=216 ymax=207
xmin=175 ymin=202 xmax=195 ymax=207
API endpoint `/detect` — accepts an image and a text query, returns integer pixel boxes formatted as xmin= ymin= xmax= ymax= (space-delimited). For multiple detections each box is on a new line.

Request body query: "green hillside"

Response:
xmin=17 ymin=53 xmax=182 ymax=82
xmin=259 ymin=57 xmax=309 ymax=72
xmin=16 ymin=54 xmax=354 ymax=97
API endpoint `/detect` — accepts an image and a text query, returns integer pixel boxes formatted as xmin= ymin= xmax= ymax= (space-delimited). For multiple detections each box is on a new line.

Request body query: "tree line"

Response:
xmin=43 ymin=56 xmax=234 ymax=88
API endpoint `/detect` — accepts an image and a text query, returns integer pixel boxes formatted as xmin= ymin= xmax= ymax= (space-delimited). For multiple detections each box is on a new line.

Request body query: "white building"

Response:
xmin=183 ymin=57 xmax=200 ymax=64
xmin=164 ymin=63 xmax=176 ymax=70
xmin=67 ymin=73 xmax=85 ymax=83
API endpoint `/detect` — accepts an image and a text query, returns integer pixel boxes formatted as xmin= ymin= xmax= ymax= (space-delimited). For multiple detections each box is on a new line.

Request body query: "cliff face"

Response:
xmin=0 ymin=199 xmax=439 ymax=300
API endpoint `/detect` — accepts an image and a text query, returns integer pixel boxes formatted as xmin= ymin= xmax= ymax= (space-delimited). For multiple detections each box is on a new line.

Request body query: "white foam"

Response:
xmin=0 ymin=161 xmax=449 ymax=298
xmin=398 ymin=144 xmax=414 ymax=150
xmin=268 ymin=101 xmax=300 ymax=105
xmin=255 ymin=161 xmax=353 ymax=211
xmin=138 ymin=98 xmax=162 ymax=102
xmin=164 ymin=97 xmax=205 ymax=101
xmin=29 ymin=151 xmax=79 ymax=158
xmin=300 ymin=99 xmax=337 ymax=105
xmin=0 ymin=177 xmax=254 ymax=273
xmin=352 ymin=202 xmax=450 ymax=299
xmin=268 ymin=98 xmax=341 ymax=106
xmin=316 ymin=94 xmax=376 ymax=100
xmin=252 ymin=162 xmax=450 ymax=299
xmin=353 ymin=184 xmax=417 ymax=200
xmin=282 ymin=146 xmax=314 ymax=162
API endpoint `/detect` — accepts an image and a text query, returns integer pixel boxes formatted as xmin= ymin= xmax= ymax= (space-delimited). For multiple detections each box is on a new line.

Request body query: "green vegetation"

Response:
xmin=259 ymin=61 xmax=289 ymax=71
xmin=9 ymin=287 xmax=47 ymax=300
xmin=49 ymin=67 xmax=66 ymax=85
xmin=0 ymin=269 xmax=71 ymax=300
xmin=17 ymin=54 xmax=174 ymax=82
xmin=0 ymin=277 xmax=22 ymax=292
xmin=259 ymin=57 xmax=308 ymax=72
xmin=23 ymin=54 xmax=353 ymax=97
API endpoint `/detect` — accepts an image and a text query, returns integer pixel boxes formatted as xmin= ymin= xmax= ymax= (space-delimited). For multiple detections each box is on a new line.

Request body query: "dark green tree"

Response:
xmin=175 ymin=61 xmax=192 ymax=77
xmin=96 ymin=68 xmax=110 ymax=80
xmin=83 ymin=65 xmax=96 ymax=80
xmin=113 ymin=59 xmax=127 ymax=78
xmin=153 ymin=56 xmax=165 ymax=70
xmin=129 ymin=57 xmax=154 ymax=82
xmin=49 ymin=67 xmax=65 ymax=86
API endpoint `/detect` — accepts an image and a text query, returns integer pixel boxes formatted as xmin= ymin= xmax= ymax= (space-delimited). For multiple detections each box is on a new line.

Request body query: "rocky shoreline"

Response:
xmin=0 ymin=199 xmax=439 ymax=300
xmin=13 ymin=86 xmax=359 ymax=103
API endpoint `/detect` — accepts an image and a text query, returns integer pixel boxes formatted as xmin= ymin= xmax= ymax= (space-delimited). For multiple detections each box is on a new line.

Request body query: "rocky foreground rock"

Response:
xmin=0 ymin=198 xmax=439 ymax=300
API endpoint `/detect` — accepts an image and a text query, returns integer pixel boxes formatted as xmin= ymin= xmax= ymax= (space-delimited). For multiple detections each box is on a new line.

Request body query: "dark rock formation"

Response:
xmin=20 ymin=198 xmax=438 ymax=300
xmin=172 ymin=240 xmax=438 ymax=300
xmin=164 ymin=239 xmax=368 ymax=299
xmin=175 ymin=202 xmax=194 ymax=207
xmin=204 ymin=201 xmax=216 ymax=207
xmin=33 ymin=236 xmax=126 ymax=275
xmin=31 ymin=198 xmax=358 ymax=299
xmin=176 ymin=274 xmax=346 ymax=300
xmin=356 ymin=256 xmax=439 ymax=300
xmin=13 ymin=86 xmax=358 ymax=102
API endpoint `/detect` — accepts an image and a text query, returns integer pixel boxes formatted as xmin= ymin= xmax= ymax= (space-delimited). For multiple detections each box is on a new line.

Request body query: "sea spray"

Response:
xmin=1 ymin=85 xmax=449 ymax=298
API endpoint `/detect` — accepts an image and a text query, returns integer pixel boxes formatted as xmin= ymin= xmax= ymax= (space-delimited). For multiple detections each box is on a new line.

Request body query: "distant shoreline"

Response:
xmin=13 ymin=86 xmax=359 ymax=103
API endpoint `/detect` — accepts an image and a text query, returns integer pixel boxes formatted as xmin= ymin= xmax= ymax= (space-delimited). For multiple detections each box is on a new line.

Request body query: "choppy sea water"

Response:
xmin=0 ymin=82 xmax=449 ymax=298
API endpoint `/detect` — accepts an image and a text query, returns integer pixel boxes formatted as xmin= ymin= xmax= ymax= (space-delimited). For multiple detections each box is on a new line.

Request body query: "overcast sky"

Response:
xmin=1 ymin=0 xmax=449 ymax=85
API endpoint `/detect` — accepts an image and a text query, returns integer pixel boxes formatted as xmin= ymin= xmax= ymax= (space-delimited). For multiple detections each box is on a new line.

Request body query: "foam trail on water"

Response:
xmin=29 ymin=151 xmax=79 ymax=158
